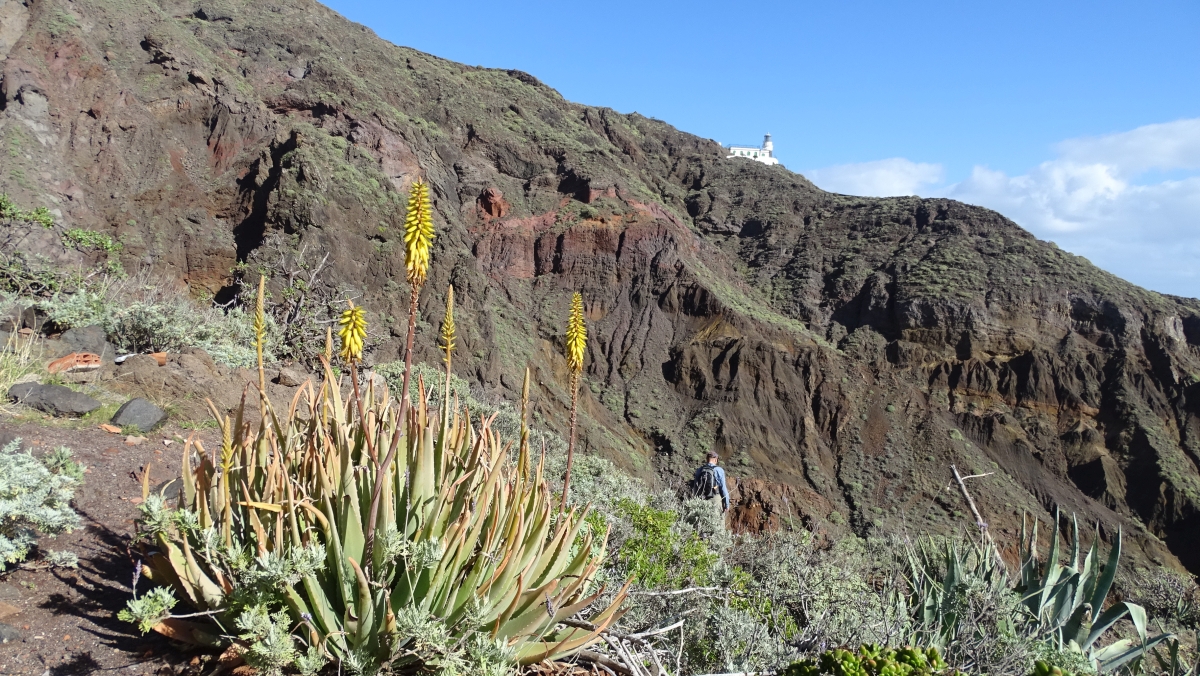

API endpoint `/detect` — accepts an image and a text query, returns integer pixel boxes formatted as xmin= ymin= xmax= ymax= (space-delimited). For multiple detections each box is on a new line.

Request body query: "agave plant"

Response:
xmin=125 ymin=366 xmax=627 ymax=674
xmin=904 ymin=537 xmax=1012 ymax=650
xmin=1016 ymin=511 xmax=1172 ymax=673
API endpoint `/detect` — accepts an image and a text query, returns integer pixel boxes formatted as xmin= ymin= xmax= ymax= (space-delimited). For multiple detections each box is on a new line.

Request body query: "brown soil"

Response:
xmin=0 ymin=417 xmax=220 ymax=676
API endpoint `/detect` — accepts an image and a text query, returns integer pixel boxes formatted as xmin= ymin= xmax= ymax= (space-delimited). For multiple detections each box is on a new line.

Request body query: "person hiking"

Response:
xmin=692 ymin=451 xmax=729 ymax=516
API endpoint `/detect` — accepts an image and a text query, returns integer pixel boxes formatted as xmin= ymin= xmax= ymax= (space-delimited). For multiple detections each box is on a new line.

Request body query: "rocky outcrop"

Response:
xmin=4 ymin=0 xmax=1200 ymax=573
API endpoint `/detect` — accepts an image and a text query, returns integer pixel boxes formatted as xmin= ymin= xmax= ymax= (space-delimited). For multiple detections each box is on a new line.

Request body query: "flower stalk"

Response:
xmin=337 ymin=300 xmax=374 ymax=464
xmin=367 ymin=179 xmax=435 ymax=576
xmin=562 ymin=292 xmax=587 ymax=509
xmin=440 ymin=285 xmax=456 ymax=429
xmin=253 ymin=275 xmax=267 ymax=393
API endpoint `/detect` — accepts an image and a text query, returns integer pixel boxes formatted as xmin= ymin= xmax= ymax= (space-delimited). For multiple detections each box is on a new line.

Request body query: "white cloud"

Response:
xmin=1054 ymin=118 xmax=1200 ymax=176
xmin=806 ymin=158 xmax=944 ymax=197
xmin=804 ymin=118 xmax=1200 ymax=298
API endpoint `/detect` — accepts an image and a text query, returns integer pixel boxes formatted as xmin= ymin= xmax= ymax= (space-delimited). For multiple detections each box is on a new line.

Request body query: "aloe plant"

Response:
xmin=1016 ymin=511 xmax=1172 ymax=673
xmin=125 ymin=368 xmax=627 ymax=674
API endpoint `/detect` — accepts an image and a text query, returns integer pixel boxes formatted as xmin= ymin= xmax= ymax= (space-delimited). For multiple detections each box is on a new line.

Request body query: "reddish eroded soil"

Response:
xmin=0 ymin=419 xmax=221 ymax=676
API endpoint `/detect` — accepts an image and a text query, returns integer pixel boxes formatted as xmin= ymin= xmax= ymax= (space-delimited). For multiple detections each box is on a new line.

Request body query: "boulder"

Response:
xmin=59 ymin=325 xmax=115 ymax=358
xmin=478 ymin=187 xmax=510 ymax=218
xmin=0 ymin=622 xmax=20 ymax=644
xmin=118 ymin=354 xmax=163 ymax=377
xmin=20 ymin=306 xmax=51 ymax=333
xmin=275 ymin=366 xmax=309 ymax=387
xmin=7 ymin=383 xmax=101 ymax=416
xmin=111 ymin=398 xmax=167 ymax=432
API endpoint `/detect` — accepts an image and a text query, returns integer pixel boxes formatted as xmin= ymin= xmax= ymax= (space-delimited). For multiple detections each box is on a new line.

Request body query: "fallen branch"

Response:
xmin=951 ymin=464 xmax=996 ymax=550
xmin=627 ymin=619 xmax=686 ymax=640
xmin=628 ymin=586 xmax=721 ymax=598
xmin=950 ymin=463 xmax=1008 ymax=569
xmin=562 ymin=617 xmax=684 ymax=676
xmin=577 ymin=650 xmax=631 ymax=675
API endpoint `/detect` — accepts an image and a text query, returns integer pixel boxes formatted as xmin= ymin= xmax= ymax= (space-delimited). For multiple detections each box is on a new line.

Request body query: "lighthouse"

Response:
xmin=725 ymin=133 xmax=780 ymax=166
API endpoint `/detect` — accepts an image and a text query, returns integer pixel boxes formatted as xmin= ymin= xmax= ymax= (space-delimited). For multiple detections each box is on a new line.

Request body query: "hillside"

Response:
xmin=4 ymin=0 xmax=1200 ymax=575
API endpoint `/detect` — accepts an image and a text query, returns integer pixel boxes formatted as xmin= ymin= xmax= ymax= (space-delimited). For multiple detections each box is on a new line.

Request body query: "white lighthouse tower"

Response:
xmin=726 ymin=134 xmax=779 ymax=166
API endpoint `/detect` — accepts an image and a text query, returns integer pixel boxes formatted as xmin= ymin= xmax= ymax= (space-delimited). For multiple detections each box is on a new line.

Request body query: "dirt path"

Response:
xmin=0 ymin=418 xmax=220 ymax=676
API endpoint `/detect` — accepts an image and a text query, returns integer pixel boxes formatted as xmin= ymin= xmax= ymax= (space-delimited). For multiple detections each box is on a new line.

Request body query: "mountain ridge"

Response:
xmin=4 ymin=0 xmax=1200 ymax=573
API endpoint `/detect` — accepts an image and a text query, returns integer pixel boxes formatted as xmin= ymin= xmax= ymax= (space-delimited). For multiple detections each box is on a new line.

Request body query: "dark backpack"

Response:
xmin=692 ymin=464 xmax=718 ymax=498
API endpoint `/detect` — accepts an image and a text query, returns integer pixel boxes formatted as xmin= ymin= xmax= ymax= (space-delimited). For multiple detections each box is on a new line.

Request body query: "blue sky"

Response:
xmin=323 ymin=0 xmax=1200 ymax=297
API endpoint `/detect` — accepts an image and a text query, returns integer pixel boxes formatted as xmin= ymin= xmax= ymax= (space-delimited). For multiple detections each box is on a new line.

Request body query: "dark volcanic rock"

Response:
xmin=110 ymin=398 xmax=166 ymax=432
xmin=3 ymin=0 xmax=1200 ymax=574
xmin=58 ymin=325 xmax=115 ymax=358
xmin=8 ymin=383 xmax=101 ymax=416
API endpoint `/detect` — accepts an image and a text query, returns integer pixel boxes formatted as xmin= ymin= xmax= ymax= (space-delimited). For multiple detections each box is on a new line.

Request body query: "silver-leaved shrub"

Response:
xmin=0 ymin=439 xmax=83 ymax=567
xmin=40 ymin=287 xmax=275 ymax=368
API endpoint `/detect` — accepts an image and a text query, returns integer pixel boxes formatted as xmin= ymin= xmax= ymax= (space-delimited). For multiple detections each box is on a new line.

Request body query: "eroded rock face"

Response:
xmin=3 ymin=0 xmax=1200 ymax=572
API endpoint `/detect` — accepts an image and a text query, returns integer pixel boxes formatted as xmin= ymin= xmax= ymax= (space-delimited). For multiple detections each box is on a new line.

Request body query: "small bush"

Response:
xmin=62 ymin=228 xmax=122 ymax=252
xmin=0 ymin=194 xmax=53 ymax=227
xmin=0 ymin=440 xmax=83 ymax=567
xmin=613 ymin=498 xmax=718 ymax=588
xmin=1118 ymin=565 xmax=1200 ymax=630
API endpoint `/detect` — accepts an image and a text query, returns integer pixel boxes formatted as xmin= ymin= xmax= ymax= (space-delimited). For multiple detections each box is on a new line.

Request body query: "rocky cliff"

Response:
xmin=5 ymin=0 xmax=1200 ymax=572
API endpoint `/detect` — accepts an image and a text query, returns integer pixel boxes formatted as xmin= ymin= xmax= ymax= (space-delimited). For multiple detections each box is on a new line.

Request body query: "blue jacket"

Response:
xmin=694 ymin=463 xmax=730 ymax=510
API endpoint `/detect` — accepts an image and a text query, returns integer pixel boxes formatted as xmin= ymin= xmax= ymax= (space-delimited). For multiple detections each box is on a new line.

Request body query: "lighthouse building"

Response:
xmin=726 ymin=134 xmax=779 ymax=166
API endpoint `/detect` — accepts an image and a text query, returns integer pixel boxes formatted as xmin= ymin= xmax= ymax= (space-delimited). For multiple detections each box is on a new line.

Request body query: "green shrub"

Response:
xmin=0 ymin=194 xmax=53 ymax=227
xmin=785 ymin=645 xmax=958 ymax=676
xmin=62 ymin=228 xmax=122 ymax=252
xmin=0 ymin=440 xmax=83 ymax=567
xmin=614 ymin=498 xmax=718 ymax=588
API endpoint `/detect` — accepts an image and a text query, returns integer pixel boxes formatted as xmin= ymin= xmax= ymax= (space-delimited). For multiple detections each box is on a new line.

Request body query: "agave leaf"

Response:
xmin=1088 ymin=527 xmax=1122 ymax=617
xmin=1040 ymin=510 xmax=1064 ymax=618
xmin=1070 ymin=513 xmax=1081 ymax=571
xmin=1086 ymin=601 xmax=1133 ymax=649
xmin=238 ymin=500 xmax=283 ymax=512
xmin=182 ymin=442 xmax=196 ymax=509
xmin=1095 ymin=633 xmax=1175 ymax=673
xmin=1128 ymin=602 xmax=1149 ymax=642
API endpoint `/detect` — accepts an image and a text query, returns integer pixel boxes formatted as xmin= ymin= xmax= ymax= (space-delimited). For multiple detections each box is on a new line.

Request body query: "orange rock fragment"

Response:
xmin=46 ymin=352 xmax=102 ymax=374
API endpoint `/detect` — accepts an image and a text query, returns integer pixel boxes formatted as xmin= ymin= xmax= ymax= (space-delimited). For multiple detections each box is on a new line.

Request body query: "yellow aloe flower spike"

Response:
xmin=338 ymin=301 xmax=367 ymax=363
xmin=403 ymin=179 xmax=435 ymax=288
xmin=440 ymin=285 xmax=456 ymax=363
xmin=565 ymin=292 xmax=586 ymax=372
